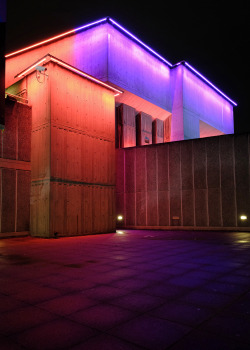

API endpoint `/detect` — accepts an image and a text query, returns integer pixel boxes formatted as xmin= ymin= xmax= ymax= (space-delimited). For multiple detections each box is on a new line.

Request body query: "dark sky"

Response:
xmin=5 ymin=1 xmax=249 ymax=133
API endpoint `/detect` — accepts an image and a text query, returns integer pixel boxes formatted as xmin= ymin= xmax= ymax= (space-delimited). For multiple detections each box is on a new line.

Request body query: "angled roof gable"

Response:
xmin=14 ymin=54 xmax=123 ymax=95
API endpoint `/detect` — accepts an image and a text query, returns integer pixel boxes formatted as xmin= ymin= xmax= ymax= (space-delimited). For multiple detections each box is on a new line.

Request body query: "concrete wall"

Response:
xmin=0 ymin=100 xmax=31 ymax=235
xmin=170 ymin=64 xmax=234 ymax=141
xmin=107 ymin=25 xmax=172 ymax=111
xmin=116 ymin=133 xmax=250 ymax=230
xmin=28 ymin=61 xmax=116 ymax=237
xmin=182 ymin=66 xmax=234 ymax=139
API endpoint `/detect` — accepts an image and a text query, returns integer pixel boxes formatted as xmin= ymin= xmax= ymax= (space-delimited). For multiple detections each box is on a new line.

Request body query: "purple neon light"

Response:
xmin=107 ymin=18 xmax=173 ymax=68
xmin=74 ymin=17 xmax=107 ymax=34
xmin=184 ymin=62 xmax=237 ymax=106
xmin=106 ymin=19 xmax=236 ymax=106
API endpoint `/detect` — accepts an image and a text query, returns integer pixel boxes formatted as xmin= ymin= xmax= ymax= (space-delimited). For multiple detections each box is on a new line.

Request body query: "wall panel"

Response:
xmin=182 ymin=189 xmax=194 ymax=226
xmin=195 ymin=189 xmax=208 ymax=227
xmin=1 ymin=169 xmax=15 ymax=232
xmin=158 ymin=190 xmax=169 ymax=226
xmin=208 ymin=188 xmax=222 ymax=227
xmin=16 ymin=170 xmax=31 ymax=231
xmin=193 ymin=139 xmax=206 ymax=189
xmin=136 ymin=191 xmax=146 ymax=226
xmin=206 ymin=137 xmax=220 ymax=188
xmin=181 ymin=140 xmax=193 ymax=190
xmin=157 ymin=145 xmax=169 ymax=191
xmin=146 ymin=147 xmax=156 ymax=192
xmin=136 ymin=147 xmax=146 ymax=192
xmin=125 ymin=148 xmax=135 ymax=193
xmin=3 ymin=101 xmax=17 ymax=159
xmin=147 ymin=191 xmax=158 ymax=226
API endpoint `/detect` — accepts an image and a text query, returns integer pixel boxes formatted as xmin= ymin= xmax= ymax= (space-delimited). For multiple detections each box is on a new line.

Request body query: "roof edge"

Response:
xmin=173 ymin=61 xmax=237 ymax=106
xmin=6 ymin=17 xmax=237 ymax=106
xmin=13 ymin=54 xmax=123 ymax=95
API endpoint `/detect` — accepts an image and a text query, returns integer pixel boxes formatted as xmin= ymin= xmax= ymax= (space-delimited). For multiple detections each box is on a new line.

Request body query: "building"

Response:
xmin=2 ymin=17 xmax=249 ymax=238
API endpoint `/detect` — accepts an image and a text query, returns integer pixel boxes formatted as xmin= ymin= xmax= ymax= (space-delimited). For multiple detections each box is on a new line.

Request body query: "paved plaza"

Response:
xmin=1 ymin=230 xmax=250 ymax=349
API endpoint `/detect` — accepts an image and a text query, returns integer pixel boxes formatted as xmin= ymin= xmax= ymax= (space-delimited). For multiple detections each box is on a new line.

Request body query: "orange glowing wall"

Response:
xmin=28 ymin=61 xmax=116 ymax=237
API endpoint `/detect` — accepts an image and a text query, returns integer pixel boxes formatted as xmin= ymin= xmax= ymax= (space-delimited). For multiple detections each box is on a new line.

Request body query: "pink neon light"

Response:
xmin=16 ymin=58 xmax=47 ymax=77
xmin=5 ymin=18 xmax=107 ymax=58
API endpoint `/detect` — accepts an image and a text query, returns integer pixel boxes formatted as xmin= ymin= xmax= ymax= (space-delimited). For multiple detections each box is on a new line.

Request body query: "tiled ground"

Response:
xmin=0 ymin=229 xmax=250 ymax=349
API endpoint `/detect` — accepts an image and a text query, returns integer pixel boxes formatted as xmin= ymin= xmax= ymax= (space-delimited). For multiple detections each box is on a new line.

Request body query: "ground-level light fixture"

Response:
xmin=117 ymin=215 xmax=123 ymax=221
xmin=240 ymin=215 xmax=247 ymax=220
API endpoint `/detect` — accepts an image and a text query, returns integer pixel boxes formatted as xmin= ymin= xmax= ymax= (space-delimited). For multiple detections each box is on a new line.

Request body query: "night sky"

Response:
xmin=5 ymin=1 xmax=249 ymax=133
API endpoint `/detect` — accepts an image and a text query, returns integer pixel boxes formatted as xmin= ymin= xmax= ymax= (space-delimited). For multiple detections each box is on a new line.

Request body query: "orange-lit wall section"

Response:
xmin=27 ymin=61 xmax=116 ymax=237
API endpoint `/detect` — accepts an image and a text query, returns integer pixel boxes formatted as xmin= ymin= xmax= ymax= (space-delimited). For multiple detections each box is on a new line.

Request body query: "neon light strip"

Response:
xmin=74 ymin=17 xmax=107 ymax=33
xmin=50 ymin=57 xmax=123 ymax=94
xmin=16 ymin=58 xmax=47 ymax=77
xmin=6 ymin=16 xmax=236 ymax=105
xmin=107 ymin=18 xmax=172 ymax=67
xmin=5 ymin=18 xmax=107 ymax=58
xmin=184 ymin=62 xmax=237 ymax=106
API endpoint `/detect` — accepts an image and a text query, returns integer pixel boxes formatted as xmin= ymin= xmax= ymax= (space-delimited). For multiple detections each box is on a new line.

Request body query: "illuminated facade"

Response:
xmin=2 ymin=17 xmax=244 ymax=237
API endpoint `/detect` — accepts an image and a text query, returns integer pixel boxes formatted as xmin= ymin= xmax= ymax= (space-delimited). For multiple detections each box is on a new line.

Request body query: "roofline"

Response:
xmin=14 ymin=54 xmax=123 ymax=95
xmin=5 ymin=17 xmax=108 ymax=58
xmin=173 ymin=61 xmax=237 ymax=106
xmin=6 ymin=17 xmax=237 ymax=106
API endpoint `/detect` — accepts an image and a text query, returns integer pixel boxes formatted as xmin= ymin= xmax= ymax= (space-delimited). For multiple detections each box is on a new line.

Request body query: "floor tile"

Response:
xmin=200 ymin=314 xmax=250 ymax=344
xmin=109 ymin=314 xmax=191 ymax=350
xmin=71 ymin=333 xmax=144 ymax=350
xmin=0 ymin=305 xmax=57 ymax=336
xmin=37 ymin=293 xmax=99 ymax=315
xmin=149 ymin=300 xmax=213 ymax=327
xmin=81 ymin=285 xmax=130 ymax=301
xmin=110 ymin=292 xmax=165 ymax=313
xmin=13 ymin=318 xmax=97 ymax=350
xmin=68 ymin=303 xmax=136 ymax=331
xmin=170 ymin=330 xmax=249 ymax=350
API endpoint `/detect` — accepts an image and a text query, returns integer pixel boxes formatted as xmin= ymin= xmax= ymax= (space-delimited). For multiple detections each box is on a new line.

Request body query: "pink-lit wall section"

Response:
xmin=182 ymin=66 xmax=234 ymax=139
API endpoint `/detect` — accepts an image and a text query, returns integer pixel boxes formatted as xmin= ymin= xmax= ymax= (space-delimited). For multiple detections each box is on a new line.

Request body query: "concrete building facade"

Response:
xmin=2 ymin=17 xmax=245 ymax=237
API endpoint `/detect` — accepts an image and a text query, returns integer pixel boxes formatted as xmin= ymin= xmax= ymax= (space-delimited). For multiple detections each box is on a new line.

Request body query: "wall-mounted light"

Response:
xmin=240 ymin=215 xmax=247 ymax=220
xmin=117 ymin=215 xmax=123 ymax=221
